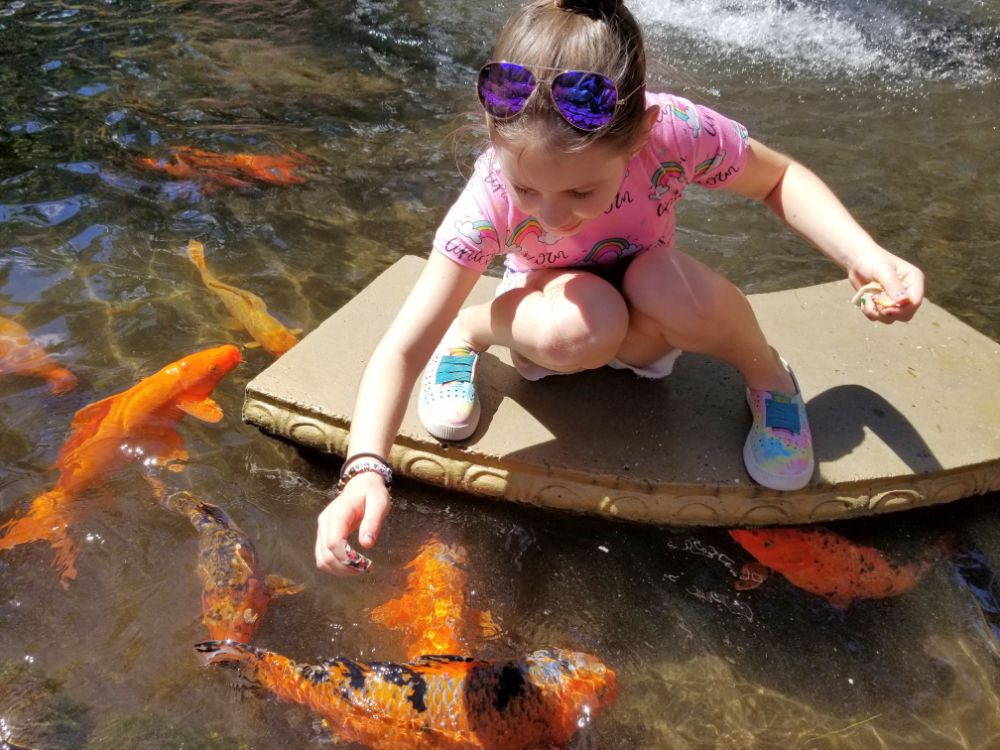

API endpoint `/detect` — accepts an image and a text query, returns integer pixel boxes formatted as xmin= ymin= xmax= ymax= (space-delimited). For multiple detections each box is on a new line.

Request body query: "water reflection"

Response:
xmin=1 ymin=0 xmax=998 ymax=746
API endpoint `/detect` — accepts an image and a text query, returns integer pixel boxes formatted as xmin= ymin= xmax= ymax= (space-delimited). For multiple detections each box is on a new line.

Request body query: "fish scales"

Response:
xmin=370 ymin=539 xmax=498 ymax=660
xmin=196 ymin=641 xmax=616 ymax=750
xmin=167 ymin=491 xmax=299 ymax=643
xmin=730 ymin=526 xmax=943 ymax=608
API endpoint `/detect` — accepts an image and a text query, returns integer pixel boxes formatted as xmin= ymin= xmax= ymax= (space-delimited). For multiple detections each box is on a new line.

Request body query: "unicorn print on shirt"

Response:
xmin=456 ymin=219 xmax=499 ymax=247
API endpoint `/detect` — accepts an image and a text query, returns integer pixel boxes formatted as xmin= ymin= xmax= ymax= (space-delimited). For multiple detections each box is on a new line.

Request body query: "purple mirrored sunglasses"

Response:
xmin=476 ymin=61 xmax=619 ymax=132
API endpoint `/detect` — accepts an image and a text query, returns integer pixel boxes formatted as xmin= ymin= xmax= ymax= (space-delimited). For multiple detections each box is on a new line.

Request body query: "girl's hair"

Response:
xmin=487 ymin=0 xmax=647 ymax=154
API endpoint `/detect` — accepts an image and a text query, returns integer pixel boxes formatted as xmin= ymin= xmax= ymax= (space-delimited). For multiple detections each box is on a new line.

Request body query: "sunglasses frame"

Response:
xmin=477 ymin=61 xmax=621 ymax=133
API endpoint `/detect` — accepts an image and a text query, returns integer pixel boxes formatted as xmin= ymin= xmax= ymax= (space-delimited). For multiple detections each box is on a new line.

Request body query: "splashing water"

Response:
xmin=634 ymin=0 xmax=1000 ymax=85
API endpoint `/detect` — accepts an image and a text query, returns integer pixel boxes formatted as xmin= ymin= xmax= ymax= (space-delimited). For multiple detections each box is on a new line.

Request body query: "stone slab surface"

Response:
xmin=243 ymin=255 xmax=1000 ymax=526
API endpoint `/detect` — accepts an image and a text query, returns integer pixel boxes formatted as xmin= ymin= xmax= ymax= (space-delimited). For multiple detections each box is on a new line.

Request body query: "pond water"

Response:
xmin=1 ymin=0 xmax=998 ymax=747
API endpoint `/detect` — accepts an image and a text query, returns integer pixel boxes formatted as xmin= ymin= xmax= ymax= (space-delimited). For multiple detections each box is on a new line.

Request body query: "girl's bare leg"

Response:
xmin=454 ymin=269 xmax=630 ymax=373
xmin=621 ymin=246 xmax=795 ymax=393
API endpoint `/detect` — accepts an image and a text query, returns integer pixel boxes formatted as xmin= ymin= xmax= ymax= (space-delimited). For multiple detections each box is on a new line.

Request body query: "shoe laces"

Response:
xmin=764 ymin=393 xmax=801 ymax=434
xmin=435 ymin=347 xmax=476 ymax=385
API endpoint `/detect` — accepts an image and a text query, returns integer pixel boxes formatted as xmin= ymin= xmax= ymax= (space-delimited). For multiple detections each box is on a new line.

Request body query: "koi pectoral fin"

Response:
xmin=131 ymin=424 xmax=190 ymax=467
xmin=265 ymin=573 xmax=304 ymax=598
xmin=476 ymin=609 xmax=501 ymax=639
xmin=823 ymin=593 xmax=855 ymax=610
xmin=177 ymin=397 xmax=224 ymax=423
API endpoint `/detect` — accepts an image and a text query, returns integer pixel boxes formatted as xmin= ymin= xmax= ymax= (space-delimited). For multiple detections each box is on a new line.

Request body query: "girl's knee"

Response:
xmin=531 ymin=275 xmax=628 ymax=368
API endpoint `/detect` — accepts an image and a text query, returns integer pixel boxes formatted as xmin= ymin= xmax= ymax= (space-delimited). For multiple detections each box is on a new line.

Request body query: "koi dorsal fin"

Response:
xmin=177 ymin=397 xmax=224 ymax=423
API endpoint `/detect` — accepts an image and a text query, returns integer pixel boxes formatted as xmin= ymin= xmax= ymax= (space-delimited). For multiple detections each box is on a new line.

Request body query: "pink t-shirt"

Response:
xmin=432 ymin=92 xmax=750 ymax=274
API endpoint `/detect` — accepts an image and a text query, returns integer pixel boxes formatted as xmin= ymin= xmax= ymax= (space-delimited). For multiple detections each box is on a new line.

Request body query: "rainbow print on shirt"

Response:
xmin=583 ymin=237 xmax=640 ymax=265
xmin=507 ymin=217 xmax=543 ymax=248
xmin=507 ymin=217 xmax=562 ymax=247
xmin=649 ymin=161 xmax=685 ymax=200
xmin=694 ymin=151 xmax=726 ymax=180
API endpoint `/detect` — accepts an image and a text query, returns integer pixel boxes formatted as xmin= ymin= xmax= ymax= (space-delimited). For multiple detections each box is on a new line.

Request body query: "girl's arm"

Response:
xmin=315 ymin=250 xmax=481 ymax=575
xmin=724 ymin=138 xmax=924 ymax=322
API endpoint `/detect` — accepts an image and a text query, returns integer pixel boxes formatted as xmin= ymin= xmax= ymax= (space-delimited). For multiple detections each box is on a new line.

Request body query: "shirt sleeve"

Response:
xmin=431 ymin=150 xmax=507 ymax=273
xmin=647 ymin=93 xmax=750 ymax=190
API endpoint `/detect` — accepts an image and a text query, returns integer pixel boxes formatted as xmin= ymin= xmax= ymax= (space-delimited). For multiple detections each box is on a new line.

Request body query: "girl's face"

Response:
xmin=495 ymin=139 xmax=633 ymax=237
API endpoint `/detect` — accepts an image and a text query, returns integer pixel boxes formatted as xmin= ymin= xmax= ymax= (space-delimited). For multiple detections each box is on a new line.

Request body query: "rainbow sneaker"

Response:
xmin=742 ymin=361 xmax=814 ymax=491
xmin=418 ymin=330 xmax=480 ymax=442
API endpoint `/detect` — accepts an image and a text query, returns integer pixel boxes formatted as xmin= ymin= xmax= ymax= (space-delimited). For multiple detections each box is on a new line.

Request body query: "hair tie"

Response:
xmin=556 ymin=0 xmax=621 ymax=20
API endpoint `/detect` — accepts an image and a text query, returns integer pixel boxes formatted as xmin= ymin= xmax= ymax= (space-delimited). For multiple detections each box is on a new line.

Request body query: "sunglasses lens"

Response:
xmin=477 ymin=62 xmax=536 ymax=118
xmin=551 ymin=71 xmax=618 ymax=130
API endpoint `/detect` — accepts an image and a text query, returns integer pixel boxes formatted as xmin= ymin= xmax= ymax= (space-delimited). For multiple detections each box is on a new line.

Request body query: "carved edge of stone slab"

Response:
xmin=243 ymin=394 xmax=1000 ymax=527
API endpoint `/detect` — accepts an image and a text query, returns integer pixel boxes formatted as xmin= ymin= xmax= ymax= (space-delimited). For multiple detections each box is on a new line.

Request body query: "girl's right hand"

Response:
xmin=315 ymin=471 xmax=391 ymax=576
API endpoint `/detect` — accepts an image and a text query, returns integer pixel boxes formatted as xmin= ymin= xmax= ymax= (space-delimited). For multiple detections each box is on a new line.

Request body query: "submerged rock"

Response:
xmin=86 ymin=713 xmax=247 ymax=750
xmin=0 ymin=660 xmax=88 ymax=750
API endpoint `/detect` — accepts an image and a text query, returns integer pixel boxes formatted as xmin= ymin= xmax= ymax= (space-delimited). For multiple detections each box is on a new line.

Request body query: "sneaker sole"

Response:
xmin=417 ymin=397 xmax=481 ymax=442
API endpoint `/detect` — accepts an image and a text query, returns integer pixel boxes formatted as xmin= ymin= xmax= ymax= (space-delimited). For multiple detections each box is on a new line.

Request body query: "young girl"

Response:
xmin=315 ymin=0 xmax=925 ymax=575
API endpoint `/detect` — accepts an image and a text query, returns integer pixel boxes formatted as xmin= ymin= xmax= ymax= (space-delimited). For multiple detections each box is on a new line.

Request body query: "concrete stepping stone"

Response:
xmin=243 ymin=255 xmax=1000 ymax=526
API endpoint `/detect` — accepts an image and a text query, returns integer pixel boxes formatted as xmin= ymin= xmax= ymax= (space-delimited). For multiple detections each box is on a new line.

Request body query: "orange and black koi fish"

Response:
xmin=371 ymin=538 xmax=498 ymax=659
xmin=730 ymin=526 xmax=944 ymax=609
xmin=187 ymin=241 xmax=300 ymax=357
xmin=0 ymin=345 xmax=241 ymax=586
xmin=196 ymin=640 xmax=616 ymax=750
xmin=175 ymin=147 xmax=313 ymax=186
xmin=165 ymin=491 xmax=301 ymax=642
xmin=136 ymin=147 xmax=312 ymax=189
xmin=0 ymin=316 xmax=76 ymax=394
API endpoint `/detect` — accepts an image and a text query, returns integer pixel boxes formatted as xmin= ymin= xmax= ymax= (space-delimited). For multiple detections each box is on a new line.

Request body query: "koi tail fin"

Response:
xmin=186 ymin=239 xmax=208 ymax=272
xmin=45 ymin=366 xmax=78 ymax=395
xmin=0 ymin=489 xmax=79 ymax=587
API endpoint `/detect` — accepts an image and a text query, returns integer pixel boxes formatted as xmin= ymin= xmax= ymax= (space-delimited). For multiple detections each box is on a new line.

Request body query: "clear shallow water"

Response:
xmin=1 ymin=0 xmax=998 ymax=747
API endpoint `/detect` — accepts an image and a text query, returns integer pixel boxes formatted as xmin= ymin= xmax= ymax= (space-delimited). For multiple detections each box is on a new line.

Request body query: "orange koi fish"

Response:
xmin=175 ymin=147 xmax=313 ymax=186
xmin=196 ymin=640 xmax=616 ymax=750
xmin=166 ymin=491 xmax=302 ymax=642
xmin=371 ymin=538 xmax=498 ymax=659
xmin=0 ymin=316 xmax=77 ymax=394
xmin=187 ymin=240 xmax=300 ymax=357
xmin=136 ymin=147 xmax=312 ymax=189
xmin=133 ymin=154 xmax=254 ymax=191
xmin=0 ymin=345 xmax=241 ymax=585
xmin=730 ymin=527 xmax=944 ymax=609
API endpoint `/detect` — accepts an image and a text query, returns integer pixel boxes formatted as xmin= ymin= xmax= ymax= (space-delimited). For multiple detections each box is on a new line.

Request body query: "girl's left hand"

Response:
xmin=848 ymin=249 xmax=925 ymax=323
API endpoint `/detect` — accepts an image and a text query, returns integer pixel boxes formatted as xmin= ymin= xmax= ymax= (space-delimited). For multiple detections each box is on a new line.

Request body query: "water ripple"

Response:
xmin=0 ymin=196 xmax=91 ymax=227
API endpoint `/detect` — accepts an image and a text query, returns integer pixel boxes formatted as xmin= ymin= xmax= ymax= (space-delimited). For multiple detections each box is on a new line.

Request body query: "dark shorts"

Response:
xmin=496 ymin=252 xmax=639 ymax=296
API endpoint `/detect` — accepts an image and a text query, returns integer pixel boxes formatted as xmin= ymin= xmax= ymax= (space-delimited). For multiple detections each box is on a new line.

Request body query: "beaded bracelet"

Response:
xmin=336 ymin=454 xmax=393 ymax=493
